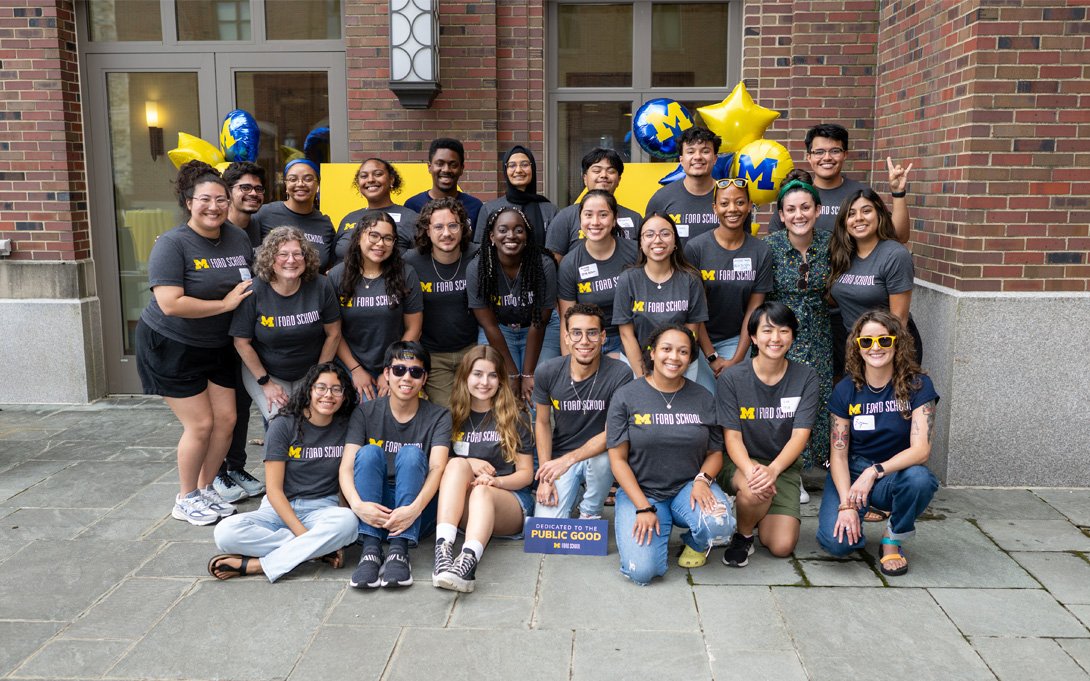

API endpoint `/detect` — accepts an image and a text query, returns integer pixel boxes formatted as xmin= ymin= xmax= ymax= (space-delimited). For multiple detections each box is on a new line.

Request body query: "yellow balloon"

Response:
xmin=697 ymin=82 xmax=780 ymax=155
xmin=731 ymin=138 xmax=793 ymax=206
xmin=167 ymin=132 xmax=226 ymax=169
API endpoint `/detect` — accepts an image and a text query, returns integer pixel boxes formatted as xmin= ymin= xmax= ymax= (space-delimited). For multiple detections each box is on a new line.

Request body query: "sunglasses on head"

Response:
xmin=856 ymin=335 xmax=896 ymax=349
xmin=388 ymin=364 xmax=425 ymax=379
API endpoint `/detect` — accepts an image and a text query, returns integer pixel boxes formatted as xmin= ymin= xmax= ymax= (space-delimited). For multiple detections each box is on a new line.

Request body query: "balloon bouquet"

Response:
xmin=631 ymin=82 xmax=793 ymax=205
xmin=166 ymin=109 xmax=262 ymax=170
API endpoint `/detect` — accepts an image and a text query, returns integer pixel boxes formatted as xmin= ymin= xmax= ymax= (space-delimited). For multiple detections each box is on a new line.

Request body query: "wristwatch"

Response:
xmin=706 ymin=352 xmax=719 ymax=363
xmin=257 ymin=374 xmax=271 ymax=386
xmin=694 ymin=472 xmax=713 ymax=485
xmin=872 ymin=463 xmax=885 ymax=479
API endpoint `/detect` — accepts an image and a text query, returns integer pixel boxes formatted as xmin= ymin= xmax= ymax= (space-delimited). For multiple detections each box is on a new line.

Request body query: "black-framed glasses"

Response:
xmin=312 ymin=383 xmax=345 ymax=396
xmin=365 ymin=231 xmax=396 ymax=246
xmin=856 ymin=335 xmax=896 ymax=349
xmin=808 ymin=148 xmax=844 ymax=159
xmin=232 ymin=183 xmax=265 ymax=194
xmin=796 ymin=262 xmax=810 ymax=291
xmin=389 ymin=364 xmax=426 ymax=379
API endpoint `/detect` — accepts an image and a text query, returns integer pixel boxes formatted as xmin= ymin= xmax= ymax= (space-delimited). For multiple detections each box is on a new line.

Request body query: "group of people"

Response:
xmin=135 ymin=123 xmax=939 ymax=590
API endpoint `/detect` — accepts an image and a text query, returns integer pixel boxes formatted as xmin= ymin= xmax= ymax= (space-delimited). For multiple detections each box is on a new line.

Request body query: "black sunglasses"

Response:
xmin=388 ymin=364 xmax=425 ymax=379
xmin=796 ymin=262 xmax=810 ymax=291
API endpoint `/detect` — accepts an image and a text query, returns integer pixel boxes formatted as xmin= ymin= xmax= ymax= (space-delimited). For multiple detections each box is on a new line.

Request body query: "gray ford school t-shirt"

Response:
xmin=611 ymin=267 xmax=709 ymax=347
xmin=828 ymin=238 xmax=915 ymax=332
xmin=684 ymin=231 xmax=774 ymax=343
xmin=766 ymin=176 xmax=867 ymax=235
xmin=346 ymin=396 xmax=452 ymax=477
xmin=452 ymin=409 xmax=534 ymax=484
xmin=333 ymin=205 xmax=421 ymax=264
xmin=229 ymin=275 xmax=341 ymax=381
xmin=545 ymin=202 xmax=642 ymax=256
xmin=556 ymin=238 xmax=640 ymax=337
xmin=607 ymin=378 xmax=723 ymax=501
xmin=264 ymin=413 xmax=348 ymax=500
xmin=326 ymin=262 xmax=424 ymax=375
xmin=532 ymin=355 xmax=634 ymax=457
xmin=716 ymin=358 xmax=820 ymax=463
xmin=255 ymin=202 xmax=337 ymax=270
xmin=466 ymin=253 xmax=558 ymax=327
xmin=141 ymin=223 xmax=253 ymax=348
xmin=643 ymin=180 xmax=717 ymax=247
xmin=403 ymin=245 xmax=481 ymax=353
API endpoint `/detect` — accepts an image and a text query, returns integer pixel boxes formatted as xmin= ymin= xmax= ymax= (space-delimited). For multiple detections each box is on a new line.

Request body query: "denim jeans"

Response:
xmin=614 ymin=481 xmax=735 ymax=585
xmin=240 ymin=364 xmax=307 ymax=422
xmin=815 ymin=455 xmax=939 ymax=557
xmin=478 ymin=325 xmax=529 ymax=371
xmin=352 ymin=444 xmax=436 ymax=546
xmin=693 ymin=336 xmax=740 ymax=396
xmin=538 ymin=313 xmax=563 ymax=363
xmin=533 ymin=452 xmax=614 ymax=519
xmin=213 ymin=495 xmax=358 ymax=582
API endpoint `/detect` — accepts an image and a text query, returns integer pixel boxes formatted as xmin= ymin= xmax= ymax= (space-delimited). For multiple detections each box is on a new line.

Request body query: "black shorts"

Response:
xmin=135 ymin=319 xmax=236 ymax=398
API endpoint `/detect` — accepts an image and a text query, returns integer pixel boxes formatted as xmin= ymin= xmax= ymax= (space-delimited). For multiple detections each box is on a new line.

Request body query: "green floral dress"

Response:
xmin=766 ymin=229 xmax=833 ymax=469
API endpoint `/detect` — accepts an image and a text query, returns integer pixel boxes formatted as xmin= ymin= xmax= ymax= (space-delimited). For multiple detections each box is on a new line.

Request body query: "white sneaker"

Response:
xmin=800 ymin=486 xmax=810 ymax=504
xmin=200 ymin=486 xmax=237 ymax=517
xmin=172 ymin=491 xmax=219 ymax=526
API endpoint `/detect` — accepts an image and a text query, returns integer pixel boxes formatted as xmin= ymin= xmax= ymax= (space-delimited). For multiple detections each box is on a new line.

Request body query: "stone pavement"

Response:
xmin=0 ymin=399 xmax=1088 ymax=681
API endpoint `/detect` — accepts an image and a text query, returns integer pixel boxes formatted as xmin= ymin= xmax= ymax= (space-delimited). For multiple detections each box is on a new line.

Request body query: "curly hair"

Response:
xmin=449 ymin=345 xmax=532 ymax=464
xmin=633 ymin=212 xmax=701 ymax=280
xmin=844 ymin=309 xmax=924 ymax=419
xmin=578 ymin=189 xmax=626 ymax=240
xmin=269 ymin=362 xmax=354 ymax=446
xmin=174 ymin=161 xmax=227 ymax=218
xmin=475 ymin=206 xmax=552 ymax=329
xmin=253 ymin=226 xmax=320 ymax=284
xmin=350 ymin=157 xmax=403 ymax=197
xmin=641 ymin=322 xmax=697 ymax=375
xmin=413 ymin=196 xmax=471 ymax=255
xmin=338 ymin=211 xmax=411 ymax=309
xmin=827 ymin=188 xmax=898 ymax=299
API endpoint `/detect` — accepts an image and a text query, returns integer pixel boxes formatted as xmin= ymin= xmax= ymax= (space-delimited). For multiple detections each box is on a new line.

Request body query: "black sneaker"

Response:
xmin=381 ymin=549 xmax=413 ymax=588
xmin=349 ymin=548 xmax=384 ymax=589
xmin=436 ymin=548 xmax=478 ymax=593
xmin=432 ymin=538 xmax=455 ymax=587
xmin=721 ymin=533 xmax=755 ymax=568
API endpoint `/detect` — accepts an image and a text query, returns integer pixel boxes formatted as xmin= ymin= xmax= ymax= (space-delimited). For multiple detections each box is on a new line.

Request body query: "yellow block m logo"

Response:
xmin=578 ymin=282 xmax=592 ymax=294
xmin=260 ymin=316 xmax=274 ymax=327
xmin=193 ymin=259 xmax=209 ymax=270
xmin=848 ymin=404 xmax=861 ymax=416
xmin=578 ymin=229 xmax=586 ymax=239
xmin=702 ymin=270 xmax=716 ymax=281
xmin=634 ymin=413 xmax=651 ymax=425
xmin=341 ymin=221 xmax=356 ymax=234
xmin=288 ymin=446 xmax=301 ymax=459
xmin=632 ymin=301 xmax=645 ymax=312
xmin=368 ymin=438 xmax=384 ymax=448
xmin=740 ymin=407 xmax=755 ymax=420
xmin=340 ymin=295 xmax=352 ymax=308
xmin=551 ymin=399 xmax=560 ymax=410
xmin=420 ymin=282 xmax=433 ymax=293
xmin=669 ymin=213 xmax=681 ymax=224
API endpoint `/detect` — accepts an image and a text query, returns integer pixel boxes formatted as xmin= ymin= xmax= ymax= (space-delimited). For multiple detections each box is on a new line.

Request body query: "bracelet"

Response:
xmin=891 ymin=190 xmax=906 ymax=198
xmin=635 ymin=506 xmax=656 ymax=515
xmin=349 ymin=364 xmax=361 ymax=371
xmin=521 ymin=373 xmax=534 ymax=378
xmin=508 ymin=373 xmax=519 ymax=379
xmin=838 ymin=504 xmax=855 ymax=512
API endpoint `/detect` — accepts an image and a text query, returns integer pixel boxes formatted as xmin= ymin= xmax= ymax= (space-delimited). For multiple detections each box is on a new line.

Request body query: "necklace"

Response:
xmin=646 ymin=267 xmax=671 ymax=290
xmin=466 ymin=410 xmax=489 ymax=437
xmin=568 ymin=357 xmax=600 ymax=415
xmin=649 ymin=375 xmax=681 ymax=410
xmin=866 ymin=379 xmax=888 ymax=394
xmin=361 ymin=272 xmax=382 ymax=289
xmin=432 ymin=255 xmax=459 ymax=283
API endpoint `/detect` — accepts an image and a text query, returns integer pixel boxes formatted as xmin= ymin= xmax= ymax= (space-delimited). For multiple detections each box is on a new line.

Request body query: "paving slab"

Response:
xmin=144 ymin=514 xmax=222 ymax=541
xmin=1011 ymin=551 xmax=1090 ymax=604
xmin=977 ymin=519 xmax=1090 ymax=552
xmin=1070 ymin=604 xmax=1090 ymax=631
xmin=63 ymin=577 xmax=195 ymax=640
xmin=0 ymin=426 xmax=69 ymax=441
xmin=793 ymin=515 xmax=868 ymax=560
xmin=0 ymin=620 xmax=66 ymax=676
xmin=327 ymin=578 xmax=457 ymax=627
xmin=75 ymin=516 xmax=165 ymax=541
xmin=694 ymin=585 xmax=793 ymax=651
xmin=930 ymin=588 xmax=1089 ymax=637
xmin=929 ymin=487 xmax=1068 ymax=520
xmin=774 ymin=587 xmax=995 ymax=681
xmin=102 ymin=481 xmax=176 ymax=520
xmin=0 ymin=538 xmax=27 ymax=563
xmin=1035 ymin=489 xmax=1090 ymax=527
xmin=1060 ymin=639 xmax=1090 ymax=675
xmin=133 ymin=424 xmax=185 ymax=447
xmin=108 ymin=579 xmax=343 ymax=680
xmin=572 ymin=630 xmax=712 ymax=681
xmin=0 ymin=538 xmax=160 ymax=620
xmin=0 ymin=458 xmax=73 ymax=502
xmin=384 ymin=629 xmax=572 ymax=681
xmin=0 ymin=507 xmax=108 ymax=540
xmin=713 ymin=650 xmax=809 ymax=681
xmin=0 ymin=439 xmax=50 ymax=471
xmin=689 ymin=546 xmax=805 ymax=586
xmin=448 ymin=595 xmax=534 ymax=629
xmin=138 ymin=541 xmax=230 ymax=578
xmin=16 ymin=638 xmax=133 ymax=679
xmin=52 ymin=413 xmax=169 ymax=442
xmin=108 ymin=446 xmax=178 ymax=462
xmin=463 ymin=542 xmax=542 ymax=597
xmin=798 ymin=558 xmax=883 ymax=587
xmin=287 ymin=625 xmax=401 ymax=681
xmin=9 ymin=460 xmax=173 ymax=509
xmin=31 ymin=439 xmax=131 ymax=461
xmin=971 ymin=636 xmax=1090 ymax=681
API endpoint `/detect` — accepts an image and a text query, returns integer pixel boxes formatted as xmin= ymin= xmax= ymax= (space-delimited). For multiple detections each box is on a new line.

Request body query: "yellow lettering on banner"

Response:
xmin=193 ymin=259 xmax=209 ymax=270
xmin=702 ymin=270 xmax=716 ymax=281
xmin=578 ymin=282 xmax=592 ymax=293
xmin=368 ymin=439 xmax=384 ymax=447
xmin=260 ymin=316 xmax=275 ymax=327
xmin=634 ymin=413 xmax=651 ymax=425
xmin=849 ymin=404 xmax=861 ymax=416
xmin=632 ymin=301 xmax=645 ymax=312
xmin=288 ymin=446 xmax=301 ymax=458
xmin=420 ymin=282 xmax=433 ymax=293
xmin=740 ymin=407 xmax=755 ymax=420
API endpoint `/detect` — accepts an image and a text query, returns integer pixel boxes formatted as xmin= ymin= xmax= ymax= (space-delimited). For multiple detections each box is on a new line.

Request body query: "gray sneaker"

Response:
xmin=200 ymin=487 xmax=237 ymax=518
xmin=228 ymin=468 xmax=266 ymax=497
xmin=213 ymin=471 xmax=246 ymax=503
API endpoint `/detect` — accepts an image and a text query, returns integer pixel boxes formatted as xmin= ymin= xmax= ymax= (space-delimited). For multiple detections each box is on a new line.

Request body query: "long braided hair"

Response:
xmin=475 ymin=206 xmax=552 ymax=328
xmin=339 ymin=211 xmax=411 ymax=309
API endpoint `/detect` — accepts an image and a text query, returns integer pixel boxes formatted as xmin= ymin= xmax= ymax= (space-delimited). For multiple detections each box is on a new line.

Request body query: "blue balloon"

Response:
xmin=220 ymin=109 xmax=260 ymax=163
xmin=304 ymin=126 xmax=331 ymax=167
xmin=658 ymin=153 xmax=735 ymax=185
xmin=632 ymin=99 xmax=693 ymax=159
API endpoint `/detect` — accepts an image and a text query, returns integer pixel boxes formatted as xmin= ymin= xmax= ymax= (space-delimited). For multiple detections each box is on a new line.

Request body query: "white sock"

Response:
xmin=436 ymin=523 xmax=458 ymax=544
xmin=463 ymin=539 xmax=485 ymax=560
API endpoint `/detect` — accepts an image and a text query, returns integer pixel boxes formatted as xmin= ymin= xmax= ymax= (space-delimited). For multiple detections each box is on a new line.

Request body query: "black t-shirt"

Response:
xmin=611 ymin=267 xmax=708 ymax=346
xmin=452 ymin=409 xmax=534 ymax=484
xmin=544 ymin=202 xmax=641 ymax=255
xmin=333 ymin=205 xmax=421 ymax=264
xmin=466 ymin=253 xmax=558 ymax=327
xmin=141 ymin=223 xmax=253 ymax=348
xmin=607 ymin=378 xmax=722 ymax=501
xmin=684 ymin=231 xmax=774 ymax=343
xmin=346 ymin=396 xmax=453 ymax=476
xmin=255 ymin=202 xmax=336 ymax=270
xmin=403 ymin=246 xmax=481 ymax=352
xmin=264 ymin=414 xmax=348 ymax=500
xmin=531 ymin=355 xmax=634 ymax=456
xmin=644 ymin=180 xmax=718 ymax=247
xmin=556 ymin=238 xmax=640 ymax=337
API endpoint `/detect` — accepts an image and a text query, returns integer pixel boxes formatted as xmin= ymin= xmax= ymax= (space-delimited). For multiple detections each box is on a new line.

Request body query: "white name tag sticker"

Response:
xmin=239 ymin=267 xmax=252 ymax=281
xmin=733 ymin=258 xmax=752 ymax=272
xmin=453 ymin=441 xmax=469 ymax=457
xmin=617 ymin=217 xmax=634 ymax=228
xmin=579 ymin=263 xmax=599 ymax=280
xmin=780 ymin=396 xmax=800 ymax=413
xmin=391 ymin=213 xmax=401 ymax=222
xmin=676 ymin=224 xmax=690 ymax=238
xmin=853 ymin=415 xmax=876 ymax=431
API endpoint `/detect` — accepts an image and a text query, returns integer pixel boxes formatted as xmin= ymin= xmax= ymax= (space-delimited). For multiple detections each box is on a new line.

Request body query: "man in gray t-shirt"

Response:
xmin=547 ymin=147 xmax=642 ymax=257
xmin=644 ymin=127 xmax=722 ymax=248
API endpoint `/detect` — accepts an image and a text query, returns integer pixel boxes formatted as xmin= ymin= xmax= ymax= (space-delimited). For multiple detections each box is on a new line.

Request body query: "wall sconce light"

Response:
xmin=146 ymin=101 xmax=164 ymax=161
xmin=388 ymin=0 xmax=441 ymax=109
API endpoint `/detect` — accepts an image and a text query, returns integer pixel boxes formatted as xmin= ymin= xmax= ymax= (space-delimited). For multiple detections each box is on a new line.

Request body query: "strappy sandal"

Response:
xmin=319 ymin=548 xmax=344 ymax=569
xmin=879 ymin=537 xmax=908 ymax=577
xmin=208 ymin=554 xmax=252 ymax=580
xmin=864 ymin=508 xmax=890 ymax=523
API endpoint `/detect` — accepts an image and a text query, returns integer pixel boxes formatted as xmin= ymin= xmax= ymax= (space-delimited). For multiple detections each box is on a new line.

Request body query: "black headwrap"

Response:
xmin=503 ymin=145 xmax=550 ymax=243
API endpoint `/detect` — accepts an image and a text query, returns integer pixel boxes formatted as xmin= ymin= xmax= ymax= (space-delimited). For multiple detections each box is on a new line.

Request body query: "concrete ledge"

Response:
xmin=0 ymin=260 xmax=97 ymax=300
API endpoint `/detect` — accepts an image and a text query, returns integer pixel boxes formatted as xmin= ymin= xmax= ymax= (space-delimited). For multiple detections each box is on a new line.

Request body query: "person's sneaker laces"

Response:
xmin=436 ymin=548 xmax=478 ymax=593
xmin=213 ymin=471 xmax=247 ymax=503
xmin=432 ymin=538 xmax=455 ymax=587
xmin=381 ymin=549 xmax=413 ymax=588
xmin=200 ymin=487 xmax=237 ymax=517
xmin=721 ymin=532 xmax=755 ymax=568
xmin=172 ymin=491 xmax=218 ymax=526
xmin=228 ymin=468 xmax=266 ymax=496
xmin=350 ymin=548 xmax=383 ymax=589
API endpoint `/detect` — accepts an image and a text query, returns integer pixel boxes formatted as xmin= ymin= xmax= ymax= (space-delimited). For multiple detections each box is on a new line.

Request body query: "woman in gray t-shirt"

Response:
xmin=255 ymin=159 xmax=336 ymax=271
xmin=333 ymin=158 xmax=420 ymax=262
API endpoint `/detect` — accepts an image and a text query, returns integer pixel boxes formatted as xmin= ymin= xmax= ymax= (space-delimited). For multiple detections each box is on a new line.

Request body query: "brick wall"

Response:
xmin=0 ymin=0 xmax=87 ymax=261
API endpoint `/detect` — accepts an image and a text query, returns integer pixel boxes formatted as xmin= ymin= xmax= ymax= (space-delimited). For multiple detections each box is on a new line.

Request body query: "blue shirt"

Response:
xmin=828 ymin=374 xmax=939 ymax=462
xmin=403 ymin=190 xmax=483 ymax=228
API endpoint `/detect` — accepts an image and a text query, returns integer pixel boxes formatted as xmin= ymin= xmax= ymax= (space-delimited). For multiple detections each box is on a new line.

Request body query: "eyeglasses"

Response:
xmin=505 ymin=161 xmax=532 ymax=170
xmin=365 ymin=231 xmax=396 ymax=246
xmin=233 ymin=184 xmax=265 ymax=194
xmin=714 ymin=178 xmax=750 ymax=190
xmin=856 ymin=335 xmax=896 ymax=349
xmin=193 ymin=195 xmax=229 ymax=207
xmin=429 ymin=222 xmax=462 ymax=233
xmin=641 ymin=229 xmax=674 ymax=241
xmin=388 ymin=364 xmax=426 ymax=379
xmin=567 ymin=329 xmax=601 ymax=342
xmin=808 ymin=148 xmax=844 ymax=159
xmin=312 ymin=383 xmax=345 ymax=396
xmin=276 ymin=251 xmax=304 ymax=261
xmin=796 ymin=262 xmax=810 ymax=291
xmin=286 ymin=174 xmax=317 ymax=184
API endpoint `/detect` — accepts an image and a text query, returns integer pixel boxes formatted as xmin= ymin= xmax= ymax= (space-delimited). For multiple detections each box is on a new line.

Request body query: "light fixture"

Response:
xmin=146 ymin=101 xmax=164 ymax=161
xmin=388 ymin=0 xmax=441 ymax=109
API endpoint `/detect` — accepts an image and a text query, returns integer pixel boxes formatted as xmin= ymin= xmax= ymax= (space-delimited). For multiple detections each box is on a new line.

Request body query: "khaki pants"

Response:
xmin=424 ymin=344 xmax=475 ymax=409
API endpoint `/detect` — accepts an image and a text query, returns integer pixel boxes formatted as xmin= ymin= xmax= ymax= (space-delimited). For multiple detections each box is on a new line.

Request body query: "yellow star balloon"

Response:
xmin=697 ymin=82 xmax=780 ymax=154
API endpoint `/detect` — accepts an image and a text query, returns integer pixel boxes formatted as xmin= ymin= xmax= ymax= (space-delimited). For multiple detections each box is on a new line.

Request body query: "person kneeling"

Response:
xmin=717 ymin=302 xmax=820 ymax=567
xmin=816 ymin=310 xmax=938 ymax=576
xmin=209 ymin=363 xmax=358 ymax=581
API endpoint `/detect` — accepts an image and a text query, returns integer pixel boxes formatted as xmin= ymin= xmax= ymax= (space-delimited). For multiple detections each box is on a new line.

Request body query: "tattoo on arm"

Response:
xmin=832 ymin=423 xmax=848 ymax=450
xmin=923 ymin=400 xmax=936 ymax=444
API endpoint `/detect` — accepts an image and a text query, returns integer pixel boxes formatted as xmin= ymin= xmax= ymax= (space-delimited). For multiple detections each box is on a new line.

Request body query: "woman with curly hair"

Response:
xmin=816 ymin=309 xmax=939 ymax=577
xmin=255 ymin=159 xmax=336 ymax=271
xmin=432 ymin=346 xmax=535 ymax=593
xmin=466 ymin=206 xmax=557 ymax=402
xmin=231 ymin=226 xmax=342 ymax=421
xmin=209 ymin=362 xmax=359 ymax=581
xmin=329 ymin=212 xmax=423 ymax=401
xmin=333 ymin=158 xmax=420 ymax=263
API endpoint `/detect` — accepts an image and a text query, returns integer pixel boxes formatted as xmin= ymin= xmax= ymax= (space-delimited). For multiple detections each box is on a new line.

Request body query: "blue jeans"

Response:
xmin=352 ymin=444 xmax=436 ymax=546
xmin=478 ymin=325 xmax=529 ymax=371
xmin=601 ymin=333 xmax=624 ymax=356
xmin=694 ymin=336 xmax=740 ymax=396
xmin=614 ymin=481 xmax=735 ymax=585
xmin=538 ymin=313 xmax=563 ymax=363
xmin=816 ymin=455 xmax=939 ymax=556
xmin=533 ymin=452 xmax=614 ymax=519
xmin=213 ymin=495 xmax=358 ymax=582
